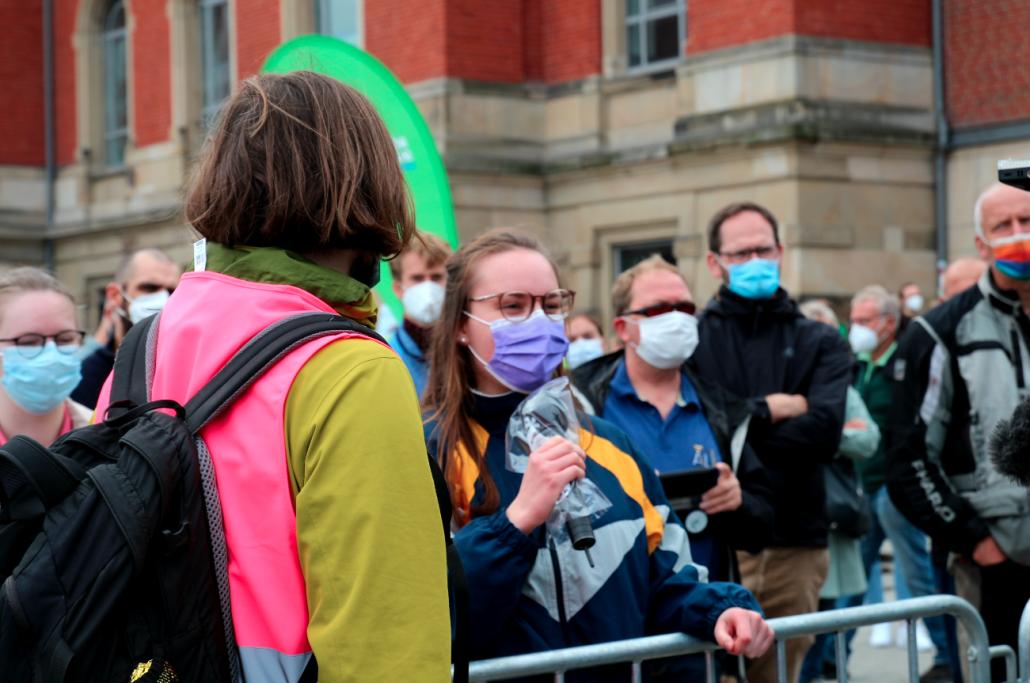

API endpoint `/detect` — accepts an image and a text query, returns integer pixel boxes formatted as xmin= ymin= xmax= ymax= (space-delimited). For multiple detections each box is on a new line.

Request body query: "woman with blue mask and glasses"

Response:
xmin=0 ymin=268 xmax=91 ymax=447
xmin=422 ymin=229 xmax=773 ymax=682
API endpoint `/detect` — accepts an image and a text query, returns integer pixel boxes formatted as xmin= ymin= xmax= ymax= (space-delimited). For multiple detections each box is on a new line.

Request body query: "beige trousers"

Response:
xmin=736 ymin=547 xmax=830 ymax=683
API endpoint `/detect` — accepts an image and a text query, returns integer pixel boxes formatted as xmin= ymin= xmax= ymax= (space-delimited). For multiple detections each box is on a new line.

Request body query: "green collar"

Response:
xmin=198 ymin=243 xmax=378 ymax=327
xmin=858 ymin=341 xmax=897 ymax=373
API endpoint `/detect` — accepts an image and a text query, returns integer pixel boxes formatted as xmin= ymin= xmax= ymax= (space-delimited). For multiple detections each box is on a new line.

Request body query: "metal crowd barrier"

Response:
xmin=1018 ymin=598 xmax=1030 ymax=683
xmin=467 ymin=595 xmax=991 ymax=682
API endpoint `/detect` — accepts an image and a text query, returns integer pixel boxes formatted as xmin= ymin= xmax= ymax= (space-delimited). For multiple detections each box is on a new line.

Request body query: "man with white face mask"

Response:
xmin=571 ymin=255 xmax=773 ymax=587
xmin=71 ymin=248 xmax=180 ymax=408
xmin=388 ymin=233 xmax=450 ymax=397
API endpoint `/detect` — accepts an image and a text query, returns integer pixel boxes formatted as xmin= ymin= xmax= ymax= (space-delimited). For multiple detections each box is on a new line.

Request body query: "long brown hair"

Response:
xmin=423 ymin=230 xmax=563 ymax=521
xmin=185 ymin=71 xmax=414 ymax=259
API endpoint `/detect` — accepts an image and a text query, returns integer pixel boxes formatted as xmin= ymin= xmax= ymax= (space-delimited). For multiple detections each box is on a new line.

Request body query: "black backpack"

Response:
xmin=0 ymin=312 xmax=467 ymax=682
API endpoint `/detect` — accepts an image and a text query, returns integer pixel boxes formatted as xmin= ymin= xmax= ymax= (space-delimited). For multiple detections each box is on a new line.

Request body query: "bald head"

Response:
xmin=941 ymin=257 xmax=987 ymax=300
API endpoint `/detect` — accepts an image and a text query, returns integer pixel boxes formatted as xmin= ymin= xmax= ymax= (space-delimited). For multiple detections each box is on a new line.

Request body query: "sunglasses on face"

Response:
xmin=622 ymin=301 xmax=696 ymax=318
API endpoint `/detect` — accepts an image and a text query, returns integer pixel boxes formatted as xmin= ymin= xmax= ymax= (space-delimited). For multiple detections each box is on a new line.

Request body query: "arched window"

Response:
xmin=200 ymin=0 xmax=230 ymax=124
xmin=102 ymin=0 xmax=128 ymax=167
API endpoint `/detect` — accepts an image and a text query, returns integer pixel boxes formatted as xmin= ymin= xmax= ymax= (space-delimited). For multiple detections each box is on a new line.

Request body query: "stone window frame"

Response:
xmin=602 ymin=0 xmax=686 ymax=78
xmin=74 ymin=0 xmax=135 ymax=174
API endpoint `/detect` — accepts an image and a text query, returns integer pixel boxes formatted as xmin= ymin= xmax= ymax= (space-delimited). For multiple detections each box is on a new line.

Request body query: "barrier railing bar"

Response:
xmin=467 ymin=596 xmax=990 ymax=682
xmin=629 ymin=660 xmax=641 ymax=683
xmin=835 ymin=629 xmax=848 ymax=683
xmin=989 ymin=645 xmax=1015 ymax=683
xmin=1019 ymin=599 xmax=1030 ymax=683
xmin=776 ymin=640 xmax=787 ymax=683
xmin=907 ymin=619 xmax=919 ymax=682
xmin=704 ymin=650 xmax=716 ymax=683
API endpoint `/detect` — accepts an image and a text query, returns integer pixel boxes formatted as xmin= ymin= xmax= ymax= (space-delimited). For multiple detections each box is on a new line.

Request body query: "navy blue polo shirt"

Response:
xmin=602 ymin=358 xmax=725 ymax=573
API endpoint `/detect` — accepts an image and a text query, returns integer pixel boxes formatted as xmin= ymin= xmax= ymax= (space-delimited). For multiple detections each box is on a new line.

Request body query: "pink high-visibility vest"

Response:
xmin=96 ymin=271 xmax=378 ymax=682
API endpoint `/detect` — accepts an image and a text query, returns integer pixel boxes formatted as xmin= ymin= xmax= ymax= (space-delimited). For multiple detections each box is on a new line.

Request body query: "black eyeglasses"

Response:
xmin=467 ymin=289 xmax=576 ymax=323
xmin=718 ymin=245 xmax=779 ymax=264
xmin=0 ymin=330 xmax=87 ymax=359
xmin=622 ymin=301 xmax=696 ymax=318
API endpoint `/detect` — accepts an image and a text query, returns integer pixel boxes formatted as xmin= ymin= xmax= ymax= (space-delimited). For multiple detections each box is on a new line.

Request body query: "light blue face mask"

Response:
xmin=1 ymin=341 xmax=83 ymax=414
xmin=724 ymin=258 xmax=781 ymax=300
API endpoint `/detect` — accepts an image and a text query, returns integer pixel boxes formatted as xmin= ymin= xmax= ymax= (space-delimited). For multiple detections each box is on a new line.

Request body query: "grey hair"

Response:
xmin=799 ymin=300 xmax=838 ymax=328
xmin=973 ymin=183 xmax=1009 ymax=237
xmin=851 ymin=284 xmax=900 ymax=320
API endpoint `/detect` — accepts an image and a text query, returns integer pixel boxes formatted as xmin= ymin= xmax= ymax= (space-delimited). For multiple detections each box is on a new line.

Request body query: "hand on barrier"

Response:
xmin=714 ymin=608 xmax=775 ymax=659
xmin=699 ymin=462 xmax=742 ymax=514
xmin=506 ymin=436 xmax=587 ymax=534
xmin=766 ymin=393 xmax=808 ymax=422
xmin=973 ymin=535 xmax=1007 ymax=566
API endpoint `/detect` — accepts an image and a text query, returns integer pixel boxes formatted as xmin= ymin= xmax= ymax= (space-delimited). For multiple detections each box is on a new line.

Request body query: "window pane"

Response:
xmin=646 ymin=0 xmax=678 ymax=8
xmin=202 ymin=0 xmax=231 ymax=122
xmin=626 ymin=0 xmax=640 ymax=16
xmin=103 ymin=2 xmax=127 ymax=167
xmin=613 ymin=241 xmax=676 ymax=277
xmin=317 ymin=0 xmax=361 ymax=44
xmin=646 ymin=14 xmax=680 ymax=63
xmin=627 ymin=23 xmax=641 ymax=68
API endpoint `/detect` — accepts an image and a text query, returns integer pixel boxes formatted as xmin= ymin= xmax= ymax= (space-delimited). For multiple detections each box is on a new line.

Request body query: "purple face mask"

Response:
xmin=465 ymin=309 xmax=570 ymax=393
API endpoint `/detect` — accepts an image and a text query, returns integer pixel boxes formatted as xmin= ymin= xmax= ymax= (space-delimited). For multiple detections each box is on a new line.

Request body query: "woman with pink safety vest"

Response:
xmin=96 ymin=71 xmax=450 ymax=682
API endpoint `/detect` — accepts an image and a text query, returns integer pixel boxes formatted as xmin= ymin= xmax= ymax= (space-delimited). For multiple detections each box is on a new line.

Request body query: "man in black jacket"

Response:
xmin=571 ymin=255 xmax=773 ymax=584
xmin=693 ymin=202 xmax=851 ymax=683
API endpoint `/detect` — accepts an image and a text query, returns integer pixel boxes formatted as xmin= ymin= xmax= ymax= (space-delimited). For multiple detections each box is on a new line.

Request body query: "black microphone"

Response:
xmin=990 ymin=397 xmax=1030 ymax=486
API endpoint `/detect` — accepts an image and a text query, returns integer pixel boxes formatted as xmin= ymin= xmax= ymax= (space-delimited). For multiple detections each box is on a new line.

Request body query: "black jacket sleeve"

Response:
xmin=747 ymin=329 xmax=851 ymax=464
xmin=885 ymin=322 xmax=990 ymax=557
xmin=709 ymin=442 xmax=774 ymax=553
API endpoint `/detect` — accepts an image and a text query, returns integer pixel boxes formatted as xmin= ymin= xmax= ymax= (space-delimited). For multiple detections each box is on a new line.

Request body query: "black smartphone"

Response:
xmin=658 ymin=467 xmax=720 ymax=502
xmin=999 ymin=159 xmax=1030 ymax=190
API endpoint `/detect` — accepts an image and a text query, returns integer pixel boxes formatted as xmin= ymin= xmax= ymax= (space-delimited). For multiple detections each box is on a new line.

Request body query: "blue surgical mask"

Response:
xmin=1 ymin=342 xmax=83 ymax=414
xmin=724 ymin=258 xmax=780 ymax=299
xmin=566 ymin=338 xmax=604 ymax=369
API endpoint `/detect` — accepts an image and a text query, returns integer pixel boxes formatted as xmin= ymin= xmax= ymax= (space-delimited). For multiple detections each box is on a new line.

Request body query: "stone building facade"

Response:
xmin=0 ymin=0 xmax=1025 ymax=329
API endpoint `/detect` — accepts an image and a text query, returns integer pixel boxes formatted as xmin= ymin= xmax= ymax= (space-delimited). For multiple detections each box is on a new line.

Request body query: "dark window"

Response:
xmin=626 ymin=0 xmax=685 ymax=72
xmin=201 ymin=0 xmax=231 ymax=126
xmin=613 ymin=240 xmax=676 ymax=277
xmin=102 ymin=0 xmax=127 ymax=167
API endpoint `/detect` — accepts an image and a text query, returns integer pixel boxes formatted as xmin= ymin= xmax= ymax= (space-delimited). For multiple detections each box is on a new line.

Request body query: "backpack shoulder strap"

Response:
xmin=0 ymin=436 xmax=85 ymax=516
xmin=184 ymin=312 xmax=383 ymax=434
xmin=108 ymin=314 xmax=159 ymax=417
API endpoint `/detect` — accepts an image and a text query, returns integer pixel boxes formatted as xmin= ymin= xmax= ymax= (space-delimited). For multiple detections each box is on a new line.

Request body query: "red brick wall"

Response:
xmin=55 ymin=0 xmax=77 ymax=165
xmin=131 ymin=0 xmax=171 ymax=146
xmin=688 ymin=0 xmax=795 ymax=54
xmin=236 ymin=0 xmax=281 ymax=81
xmin=366 ymin=0 xmax=598 ymax=85
xmin=365 ymin=0 xmax=447 ymax=84
xmin=534 ymin=0 xmax=600 ymax=83
xmin=945 ymin=0 xmax=1030 ymax=128
xmin=0 ymin=0 xmax=44 ymax=165
xmin=688 ymin=0 xmax=929 ymax=55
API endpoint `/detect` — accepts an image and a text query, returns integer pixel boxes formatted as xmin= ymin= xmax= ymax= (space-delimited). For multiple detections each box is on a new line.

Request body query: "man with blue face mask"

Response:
xmin=71 ymin=248 xmax=180 ymax=408
xmin=692 ymin=202 xmax=851 ymax=683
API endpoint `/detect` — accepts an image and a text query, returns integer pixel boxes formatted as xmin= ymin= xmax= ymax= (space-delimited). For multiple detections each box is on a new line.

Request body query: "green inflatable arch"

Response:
xmin=263 ymin=35 xmax=458 ymax=319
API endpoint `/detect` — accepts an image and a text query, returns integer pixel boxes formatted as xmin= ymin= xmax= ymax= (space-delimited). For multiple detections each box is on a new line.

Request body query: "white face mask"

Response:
xmin=402 ymin=281 xmax=445 ymax=326
xmin=628 ymin=311 xmax=698 ymax=369
xmin=848 ymin=324 xmax=878 ymax=355
xmin=125 ymin=289 xmax=170 ymax=325
xmin=566 ymin=338 xmax=604 ymax=369
xmin=904 ymin=294 xmax=924 ymax=313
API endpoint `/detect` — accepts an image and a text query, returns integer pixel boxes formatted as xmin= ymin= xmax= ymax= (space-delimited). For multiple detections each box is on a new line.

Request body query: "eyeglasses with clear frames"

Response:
xmin=0 ymin=330 xmax=86 ymax=359
xmin=467 ymin=289 xmax=576 ymax=323
xmin=717 ymin=245 xmax=779 ymax=265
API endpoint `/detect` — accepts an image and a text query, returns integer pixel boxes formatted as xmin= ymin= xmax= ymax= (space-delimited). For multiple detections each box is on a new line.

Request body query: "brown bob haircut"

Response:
xmin=185 ymin=71 xmax=415 ymax=258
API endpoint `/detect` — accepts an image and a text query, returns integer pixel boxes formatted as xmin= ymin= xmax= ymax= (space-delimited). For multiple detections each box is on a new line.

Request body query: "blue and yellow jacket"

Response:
xmin=427 ymin=392 xmax=760 ymax=677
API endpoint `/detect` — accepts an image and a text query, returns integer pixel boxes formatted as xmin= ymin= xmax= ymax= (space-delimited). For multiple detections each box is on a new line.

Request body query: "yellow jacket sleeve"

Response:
xmin=285 ymin=338 xmax=450 ymax=682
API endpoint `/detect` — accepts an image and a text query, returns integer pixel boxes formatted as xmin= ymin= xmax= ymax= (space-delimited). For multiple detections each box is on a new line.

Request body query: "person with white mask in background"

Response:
xmin=899 ymin=282 xmax=925 ymax=320
xmin=564 ymin=311 xmax=606 ymax=369
xmin=845 ymin=285 xmax=953 ymax=682
xmin=388 ymin=233 xmax=451 ymax=398
xmin=571 ymin=255 xmax=773 ymax=586
xmin=71 ymin=248 xmax=180 ymax=409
